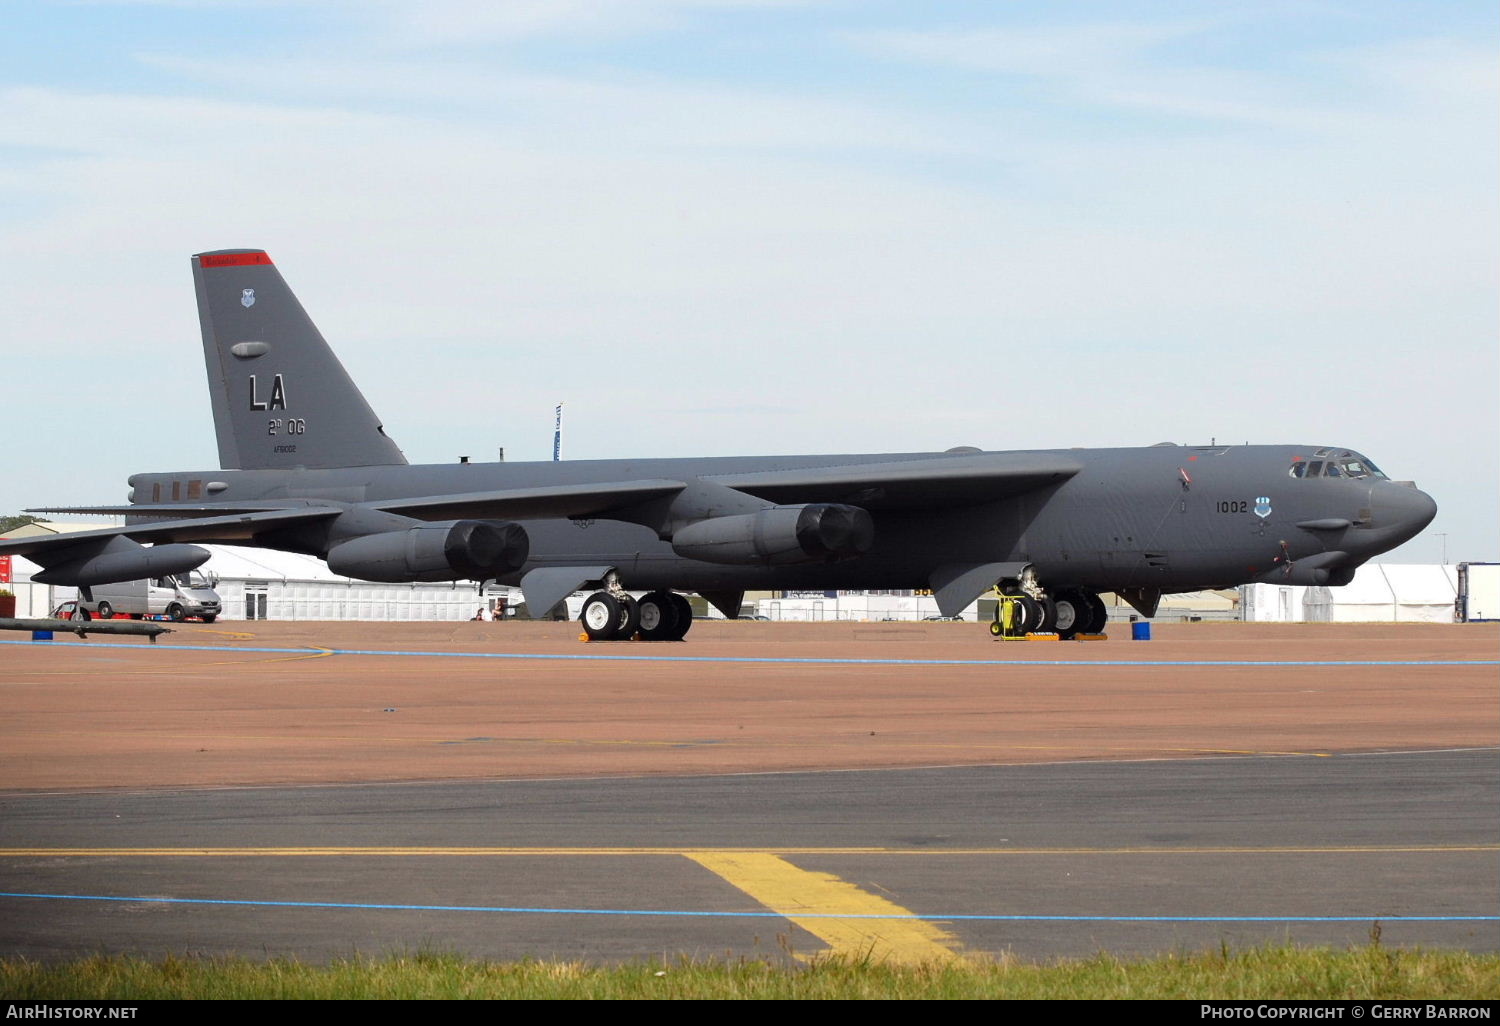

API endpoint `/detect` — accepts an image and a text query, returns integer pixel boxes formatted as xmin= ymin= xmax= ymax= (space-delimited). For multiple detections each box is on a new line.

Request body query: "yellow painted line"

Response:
xmin=207 ymin=646 xmax=334 ymax=666
xmin=0 ymin=845 xmax=1492 ymax=857
xmin=0 ymin=642 xmax=330 ymax=673
xmin=684 ymin=851 xmax=963 ymax=965
xmin=0 ymin=731 xmax=708 ymax=748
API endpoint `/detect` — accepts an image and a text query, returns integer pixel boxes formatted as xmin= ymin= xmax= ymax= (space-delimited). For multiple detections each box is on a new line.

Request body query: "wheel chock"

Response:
xmin=1074 ymin=633 xmax=1109 ymax=641
xmin=578 ymin=632 xmax=590 ymax=643
xmin=1024 ymin=633 xmax=1061 ymax=641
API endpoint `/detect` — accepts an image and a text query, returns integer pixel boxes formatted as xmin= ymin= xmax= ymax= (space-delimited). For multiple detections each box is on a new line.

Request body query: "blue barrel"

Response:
xmin=1130 ymin=621 xmax=1152 ymax=641
xmin=31 ymin=630 xmax=54 ymax=641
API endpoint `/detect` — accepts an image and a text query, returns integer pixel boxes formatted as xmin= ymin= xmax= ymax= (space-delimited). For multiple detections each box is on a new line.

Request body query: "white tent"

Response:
xmin=197 ymin=546 xmax=503 ymax=622
xmin=1242 ymin=564 xmax=1458 ymax=623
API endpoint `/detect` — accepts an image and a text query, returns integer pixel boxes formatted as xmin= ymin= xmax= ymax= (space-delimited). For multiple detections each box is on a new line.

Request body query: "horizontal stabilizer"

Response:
xmin=712 ymin=452 xmax=1081 ymax=509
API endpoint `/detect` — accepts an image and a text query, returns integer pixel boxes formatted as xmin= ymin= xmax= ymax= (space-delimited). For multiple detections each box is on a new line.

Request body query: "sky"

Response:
xmin=2 ymin=0 xmax=1495 ymax=563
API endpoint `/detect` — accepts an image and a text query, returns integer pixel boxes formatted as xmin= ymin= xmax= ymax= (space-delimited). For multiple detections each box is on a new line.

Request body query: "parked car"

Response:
xmin=77 ymin=572 xmax=222 ymax=623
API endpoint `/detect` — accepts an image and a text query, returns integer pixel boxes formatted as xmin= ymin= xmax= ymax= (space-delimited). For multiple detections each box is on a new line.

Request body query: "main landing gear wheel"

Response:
xmin=1052 ymin=589 xmax=1092 ymax=640
xmin=1013 ymin=595 xmax=1057 ymax=634
xmin=637 ymin=591 xmax=681 ymax=642
xmin=1082 ymin=592 xmax=1108 ymax=635
xmin=580 ymin=592 xmax=624 ymax=641
xmin=614 ymin=594 xmax=641 ymax=639
xmin=1050 ymin=589 xmax=1109 ymax=638
xmin=667 ymin=593 xmax=693 ymax=640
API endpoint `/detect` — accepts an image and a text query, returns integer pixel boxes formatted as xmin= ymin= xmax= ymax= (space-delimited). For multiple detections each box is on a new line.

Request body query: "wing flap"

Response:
xmin=709 ymin=453 xmax=1081 ymax=509
xmin=369 ymin=479 xmax=686 ymax=521
xmin=28 ymin=503 xmax=319 ymax=519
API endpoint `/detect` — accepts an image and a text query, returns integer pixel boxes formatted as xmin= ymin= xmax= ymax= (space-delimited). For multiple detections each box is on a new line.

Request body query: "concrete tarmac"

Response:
xmin=0 ymin=620 xmax=1494 ymax=964
xmin=0 ymin=620 xmax=1494 ymax=790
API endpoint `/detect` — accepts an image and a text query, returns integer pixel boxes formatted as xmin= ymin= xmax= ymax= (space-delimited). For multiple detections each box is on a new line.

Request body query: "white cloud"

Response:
xmin=357 ymin=0 xmax=815 ymax=47
xmin=0 ymin=9 xmax=1493 ymax=558
xmin=849 ymin=21 xmax=1203 ymax=79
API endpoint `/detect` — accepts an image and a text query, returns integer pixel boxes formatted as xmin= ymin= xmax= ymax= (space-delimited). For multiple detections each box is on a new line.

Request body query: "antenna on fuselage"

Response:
xmin=553 ymin=402 xmax=563 ymax=461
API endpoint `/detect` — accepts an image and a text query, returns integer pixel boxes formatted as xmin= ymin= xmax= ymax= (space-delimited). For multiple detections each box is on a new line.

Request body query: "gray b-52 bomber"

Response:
xmin=0 ymin=250 xmax=1437 ymax=640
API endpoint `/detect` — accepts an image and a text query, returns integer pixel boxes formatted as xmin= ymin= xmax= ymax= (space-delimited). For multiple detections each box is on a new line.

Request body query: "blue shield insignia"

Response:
xmin=241 ymin=288 xmax=256 ymax=308
xmin=1254 ymin=496 xmax=1272 ymax=519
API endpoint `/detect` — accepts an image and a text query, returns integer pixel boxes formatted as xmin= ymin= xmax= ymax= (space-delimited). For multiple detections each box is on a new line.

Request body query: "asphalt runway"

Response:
xmin=1 ymin=751 xmax=1495 ymax=963
xmin=0 ymin=621 xmax=1495 ymax=964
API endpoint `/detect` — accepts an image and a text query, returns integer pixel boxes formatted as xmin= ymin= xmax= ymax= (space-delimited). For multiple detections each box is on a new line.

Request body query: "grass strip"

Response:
xmin=2 ymin=945 xmax=1497 ymax=1000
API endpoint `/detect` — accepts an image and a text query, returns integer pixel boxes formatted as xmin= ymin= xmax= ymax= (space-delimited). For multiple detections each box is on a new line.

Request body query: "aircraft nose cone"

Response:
xmin=1369 ymin=482 xmax=1438 ymax=550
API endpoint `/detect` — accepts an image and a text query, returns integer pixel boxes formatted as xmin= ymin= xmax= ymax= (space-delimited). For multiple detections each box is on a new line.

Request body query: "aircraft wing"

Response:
xmin=709 ymin=452 xmax=1082 ymax=509
xmin=5 ymin=456 xmax=1073 ymax=565
xmin=28 ymin=502 xmax=326 ymax=519
xmin=19 ymin=481 xmax=688 ymax=541
xmin=367 ymin=479 xmax=688 ymax=521
xmin=0 ymin=507 xmax=342 ymax=558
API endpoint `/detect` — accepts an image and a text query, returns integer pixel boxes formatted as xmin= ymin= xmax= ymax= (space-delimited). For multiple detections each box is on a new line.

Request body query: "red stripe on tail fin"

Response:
xmin=199 ymin=252 xmax=273 ymax=268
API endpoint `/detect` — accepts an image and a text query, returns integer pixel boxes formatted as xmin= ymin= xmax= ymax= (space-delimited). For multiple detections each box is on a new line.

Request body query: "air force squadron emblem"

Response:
xmin=1254 ymin=496 xmax=1273 ymax=519
xmin=241 ymin=288 xmax=256 ymax=308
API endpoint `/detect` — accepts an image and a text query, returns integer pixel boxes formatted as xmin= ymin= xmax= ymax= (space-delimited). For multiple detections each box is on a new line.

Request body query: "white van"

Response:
xmin=79 ymin=571 xmax=222 ymax=623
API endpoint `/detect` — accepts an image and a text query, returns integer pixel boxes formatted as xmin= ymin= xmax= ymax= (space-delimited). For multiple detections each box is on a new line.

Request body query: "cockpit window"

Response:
xmin=1289 ymin=457 xmax=1390 ymax=480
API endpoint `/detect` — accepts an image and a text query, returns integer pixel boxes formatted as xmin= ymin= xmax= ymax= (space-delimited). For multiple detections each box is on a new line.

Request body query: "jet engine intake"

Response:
xmin=670 ymin=504 xmax=874 ymax=565
xmin=325 ymin=519 xmax=529 ymax=582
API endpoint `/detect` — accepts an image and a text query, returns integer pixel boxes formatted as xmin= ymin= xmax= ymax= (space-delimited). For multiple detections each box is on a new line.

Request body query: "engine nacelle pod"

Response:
xmin=31 ymin=537 xmax=210 ymax=587
xmin=325 ymin=520 xmax=529 ymax=582
xmin=670 ymin=504 xmax=874 ymax=565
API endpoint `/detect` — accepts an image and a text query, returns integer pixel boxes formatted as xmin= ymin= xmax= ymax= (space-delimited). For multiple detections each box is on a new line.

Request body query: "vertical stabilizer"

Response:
xmin=193 ymin=249 xmax=407 ymax=470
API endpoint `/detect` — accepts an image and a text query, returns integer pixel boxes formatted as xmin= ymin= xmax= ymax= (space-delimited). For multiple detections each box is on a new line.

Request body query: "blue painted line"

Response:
xmin=0 ymin=639 xmax=1493 ymax=669
xmin=0 ymin=891 xmax=1493 ymax=923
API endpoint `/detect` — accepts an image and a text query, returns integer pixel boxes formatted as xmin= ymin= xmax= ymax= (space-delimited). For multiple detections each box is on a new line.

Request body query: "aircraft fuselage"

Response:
xmin=124 ymin=442 xmax=1435 ymax=596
